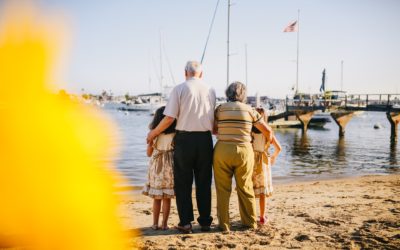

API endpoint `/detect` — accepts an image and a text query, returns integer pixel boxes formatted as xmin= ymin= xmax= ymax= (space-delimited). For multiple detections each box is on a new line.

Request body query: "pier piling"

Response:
xmin=295 ymin=111 xmax=314 ymax=132
xmin=387 ymin=112 xmax=400 ymax=142
xmin=331 ymin=111 xmax=354 ymax=137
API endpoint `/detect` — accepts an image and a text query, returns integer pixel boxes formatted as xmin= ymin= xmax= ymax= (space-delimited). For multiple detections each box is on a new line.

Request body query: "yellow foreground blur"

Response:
xmin=0 ymin=2 xmax=130 ymax=249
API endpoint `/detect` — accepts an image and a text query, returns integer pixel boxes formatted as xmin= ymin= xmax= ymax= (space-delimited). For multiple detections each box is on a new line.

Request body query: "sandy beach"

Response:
xmin=120 ymin=174 xmax=400 ymax=249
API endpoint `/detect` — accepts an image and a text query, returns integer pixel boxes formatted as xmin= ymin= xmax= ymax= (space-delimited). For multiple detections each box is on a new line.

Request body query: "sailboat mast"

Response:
xmin=296 ymin=9 xmax=300 ymax=94
xmin=245 ymin=43 xmax=248 ymax=87
xmin=201 ymin=0 xmax=220 ymax=64
xmin=159 ymin=31 xmax=163 ymax=90
xmin=148 ymin=53 xmax=152 ymax=92
xmin=341 ymin=60 xmax=344 ymax=91
xmin=227 ymin=0 xmax=231 ymax=87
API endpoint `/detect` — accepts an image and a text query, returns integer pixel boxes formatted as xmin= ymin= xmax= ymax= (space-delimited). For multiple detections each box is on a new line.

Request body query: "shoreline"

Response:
xmin=120 ymin=174 xmax=400 ymax=249
xmin=115 ymin=172 xmax=394 ymax=193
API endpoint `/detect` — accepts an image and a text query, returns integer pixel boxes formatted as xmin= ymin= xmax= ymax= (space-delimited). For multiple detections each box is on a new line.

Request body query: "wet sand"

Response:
xmin=120 ymin=174 xmax=400 ymax=249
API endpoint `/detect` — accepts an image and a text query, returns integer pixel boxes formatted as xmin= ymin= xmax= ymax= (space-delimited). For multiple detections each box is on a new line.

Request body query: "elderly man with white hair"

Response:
xmin=147 ymin=61 xmax=216 ymax=233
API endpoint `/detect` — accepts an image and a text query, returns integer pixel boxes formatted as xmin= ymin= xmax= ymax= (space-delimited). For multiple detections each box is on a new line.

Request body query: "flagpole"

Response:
xmin=296 ymin=9 xmax=300 ymax=94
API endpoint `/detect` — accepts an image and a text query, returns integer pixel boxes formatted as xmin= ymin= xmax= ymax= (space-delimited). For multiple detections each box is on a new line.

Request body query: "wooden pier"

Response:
xmin=276 ymin=94 xmax=400 ymax=141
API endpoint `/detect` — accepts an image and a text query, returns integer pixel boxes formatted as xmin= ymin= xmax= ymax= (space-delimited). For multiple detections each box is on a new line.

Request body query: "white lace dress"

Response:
xmin=252 ymin=133 xmax=273 ymax=197
xmin=142 ymin=133 xmax=175 ymax=199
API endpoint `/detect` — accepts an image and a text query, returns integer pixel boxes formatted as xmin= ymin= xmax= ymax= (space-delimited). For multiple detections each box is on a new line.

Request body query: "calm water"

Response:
xmin=103 ymin=105 xmax=399 ymax=188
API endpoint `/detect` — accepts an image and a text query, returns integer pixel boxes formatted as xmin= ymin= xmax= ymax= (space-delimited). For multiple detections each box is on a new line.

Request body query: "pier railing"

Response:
xmin=283 ymin=93 xmax=400 ymax=141
xmin=285 ymin=94 xmax=400 ymax=111
xmin=344 ymin=94 xmax=400 ymax=111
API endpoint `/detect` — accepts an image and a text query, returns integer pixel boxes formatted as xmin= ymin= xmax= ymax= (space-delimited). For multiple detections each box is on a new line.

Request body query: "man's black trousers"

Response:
xmin=173 ymin=131 xmax=213 ymax=227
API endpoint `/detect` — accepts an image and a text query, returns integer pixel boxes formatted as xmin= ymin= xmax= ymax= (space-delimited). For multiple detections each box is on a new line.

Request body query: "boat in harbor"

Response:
xmin=323 ymin=90 xmax=347 ymax=106
xmin=118 ymin=93 xmax=165 ymax=112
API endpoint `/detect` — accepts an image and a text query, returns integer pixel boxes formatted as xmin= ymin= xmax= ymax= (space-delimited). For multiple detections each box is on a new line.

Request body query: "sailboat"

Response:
xmin=118 ymin=92 xmax=165 ymax=112
xmin=118 ymin=34 xmax=174 ymax=112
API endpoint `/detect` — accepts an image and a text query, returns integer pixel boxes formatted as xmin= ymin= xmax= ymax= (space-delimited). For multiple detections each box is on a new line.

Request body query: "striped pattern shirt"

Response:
xmin=215 ymin=101 xmax=262 ymax=144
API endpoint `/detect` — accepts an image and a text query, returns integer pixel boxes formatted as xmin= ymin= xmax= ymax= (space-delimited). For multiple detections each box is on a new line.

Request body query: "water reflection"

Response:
xmin=389 ymin=140 xmax=397 ymax=165
xmin=335 ymin=137 xmax=346 ymax=163
xmin=292 ymin=131 xmax=310 ymax=157
xmin=289 ymin=130 xmax=351 ymax=177
xmin=290 ymin=131 xmax=323 ymax=176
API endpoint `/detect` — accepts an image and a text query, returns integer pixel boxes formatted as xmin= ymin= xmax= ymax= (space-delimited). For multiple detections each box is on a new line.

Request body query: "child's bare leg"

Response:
xmin=260 ymin=195 xmax=266 ymax=219
xmin=152 ymin=199 xmax=162 ymax=228
xmin=161 ymin=198 xmax=171 ymax=229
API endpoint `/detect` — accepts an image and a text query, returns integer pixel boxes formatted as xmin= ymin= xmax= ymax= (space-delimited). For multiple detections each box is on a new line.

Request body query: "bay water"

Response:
xmin=103 ymin=105 xmax=399 ymax=189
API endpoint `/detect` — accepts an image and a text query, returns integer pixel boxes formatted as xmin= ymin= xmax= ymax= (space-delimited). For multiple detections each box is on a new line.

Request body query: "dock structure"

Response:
xmin=294 ymin=110 xmax=315 ymax=132
xmin=278 ymin=94 xmax=400 ymax=141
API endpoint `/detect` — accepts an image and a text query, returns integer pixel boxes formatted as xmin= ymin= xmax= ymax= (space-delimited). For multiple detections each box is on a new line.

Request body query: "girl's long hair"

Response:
xmin=252 ymin=108 xmax=267 ymax=134
xmin=149 ymin=106 xmax=176 ymax=134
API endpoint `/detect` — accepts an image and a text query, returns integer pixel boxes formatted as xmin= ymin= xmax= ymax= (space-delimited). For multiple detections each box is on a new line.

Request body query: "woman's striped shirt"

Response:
xmin=215 ymin=101 xmax=262 ymax=144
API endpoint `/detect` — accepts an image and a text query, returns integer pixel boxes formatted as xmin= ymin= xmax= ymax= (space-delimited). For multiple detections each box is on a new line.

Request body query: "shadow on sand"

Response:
xmin=131 ymin=220 xmax=258 ymax=237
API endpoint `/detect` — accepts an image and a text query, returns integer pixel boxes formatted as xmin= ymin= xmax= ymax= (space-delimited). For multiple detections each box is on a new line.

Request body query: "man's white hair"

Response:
xmin=185 ymin=61 xmax=203 ymax=74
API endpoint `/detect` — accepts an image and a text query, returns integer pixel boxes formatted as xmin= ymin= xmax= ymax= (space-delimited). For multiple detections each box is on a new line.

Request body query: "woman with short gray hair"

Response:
xmin=213 ymin=81 xmax=273 ymax=231
xmin=225 ymin=81 xmax=247 ymax=102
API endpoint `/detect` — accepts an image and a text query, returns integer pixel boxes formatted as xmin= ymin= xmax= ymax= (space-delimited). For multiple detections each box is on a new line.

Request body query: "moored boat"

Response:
xmin=117 ymin=93 xmax=165 ymax=112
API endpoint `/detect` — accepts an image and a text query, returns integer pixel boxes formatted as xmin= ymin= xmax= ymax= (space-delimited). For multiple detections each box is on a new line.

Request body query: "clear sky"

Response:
xmin=33 ymin=0 xmax=400 ymax=98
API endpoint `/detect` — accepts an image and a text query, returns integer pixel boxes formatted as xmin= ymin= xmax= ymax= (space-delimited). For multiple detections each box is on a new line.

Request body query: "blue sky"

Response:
xmin=35 ymin=0 xmax=400 ymax=98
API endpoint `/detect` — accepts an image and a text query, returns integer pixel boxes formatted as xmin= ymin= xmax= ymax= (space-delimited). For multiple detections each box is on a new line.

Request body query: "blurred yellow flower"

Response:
xmin=0 ymin=2 xmax=130 ymax=249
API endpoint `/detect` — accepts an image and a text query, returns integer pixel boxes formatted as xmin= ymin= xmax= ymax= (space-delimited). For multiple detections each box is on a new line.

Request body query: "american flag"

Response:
xmin=283 ymin=21 xmax=298 ymax=32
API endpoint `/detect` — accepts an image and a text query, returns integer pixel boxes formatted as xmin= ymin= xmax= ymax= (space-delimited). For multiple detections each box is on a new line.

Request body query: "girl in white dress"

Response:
xmin=143 ymin=106 xmax=176 ymax=230
xmin=251 ymin=108 xmax=281 ymax=224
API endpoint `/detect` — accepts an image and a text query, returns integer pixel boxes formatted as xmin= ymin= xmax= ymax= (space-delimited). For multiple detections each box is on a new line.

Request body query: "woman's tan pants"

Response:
xmin=213 ymin=141 xmax=257 ymax=231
